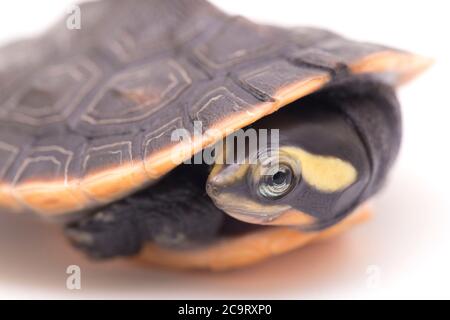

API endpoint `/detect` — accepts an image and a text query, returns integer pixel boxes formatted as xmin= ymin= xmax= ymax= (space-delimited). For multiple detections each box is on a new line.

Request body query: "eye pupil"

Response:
xmin=272 ymin=170 xmax=287 ymax=185
xmin=257 ymin=164 xmax=298 ymax=200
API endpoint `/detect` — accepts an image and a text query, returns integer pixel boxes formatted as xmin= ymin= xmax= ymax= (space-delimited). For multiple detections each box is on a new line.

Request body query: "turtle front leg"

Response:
xmin=65 ymin=166 xmax=224 ymax=259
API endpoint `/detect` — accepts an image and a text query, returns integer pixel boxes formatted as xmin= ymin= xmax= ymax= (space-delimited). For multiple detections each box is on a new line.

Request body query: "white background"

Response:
xmin=0 ymin=0 xmax=448 ymax=299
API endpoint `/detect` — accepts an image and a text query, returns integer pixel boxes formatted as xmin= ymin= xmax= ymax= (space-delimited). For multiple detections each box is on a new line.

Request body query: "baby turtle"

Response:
xmin=0 ymin=0 xmax=430 ymax=270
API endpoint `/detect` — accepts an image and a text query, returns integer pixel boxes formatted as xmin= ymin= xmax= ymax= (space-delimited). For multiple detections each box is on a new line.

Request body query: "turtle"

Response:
xmin=0 ymin=0 xmax=431 ymax=271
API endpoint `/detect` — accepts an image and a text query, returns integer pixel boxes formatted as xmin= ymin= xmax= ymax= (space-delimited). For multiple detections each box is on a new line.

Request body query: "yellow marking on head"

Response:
xmin=210 ymin=192 xmax=315 ymax=227
xmin=211 ymin=193 xmax=290 ymax=219
xmin=282 ymin=147 xmax=357 ymax=193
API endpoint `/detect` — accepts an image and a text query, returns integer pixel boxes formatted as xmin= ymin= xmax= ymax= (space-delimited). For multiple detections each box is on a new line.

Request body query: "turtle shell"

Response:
xmin=0 ymin=0 xmax=430 ymax=218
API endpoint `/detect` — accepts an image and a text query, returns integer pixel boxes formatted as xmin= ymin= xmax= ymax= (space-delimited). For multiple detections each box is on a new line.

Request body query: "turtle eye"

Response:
xmin=258 ymin=163 xmax=299 ymax=200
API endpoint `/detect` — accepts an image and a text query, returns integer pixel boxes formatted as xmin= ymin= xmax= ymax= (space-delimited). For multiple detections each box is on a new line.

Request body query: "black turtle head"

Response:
xmin=205 ymin=79 xmax=399 ymax=230
xmin=207 ymin=143 xmax=369 ymax=230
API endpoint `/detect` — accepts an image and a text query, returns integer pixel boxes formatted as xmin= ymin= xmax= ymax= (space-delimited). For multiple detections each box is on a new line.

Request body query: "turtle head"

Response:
xmin=206 ymin=93 xmax=374 ymax=230
xmin=206 ymin=144 xmax=368 ymax=229
xmin=206 ymin=146 xmax=312 ymax=227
